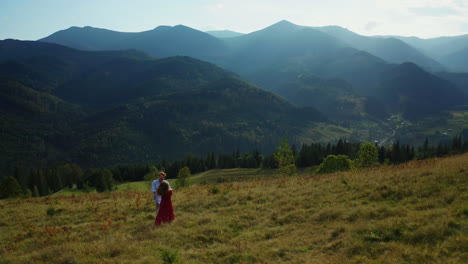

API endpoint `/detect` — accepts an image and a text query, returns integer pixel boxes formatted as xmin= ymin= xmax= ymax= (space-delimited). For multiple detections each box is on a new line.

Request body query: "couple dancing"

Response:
xmin=151 ymin=172 xmax=175 ymax=225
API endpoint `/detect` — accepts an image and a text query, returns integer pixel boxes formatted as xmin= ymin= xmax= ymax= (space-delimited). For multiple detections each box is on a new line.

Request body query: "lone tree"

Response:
xmin=144 ymin=165 xmax=159 ymax=182
xmin=315 ymin=154 xmax=353 ymax=174
xmin=355 ymin=142 xmax=379 ymax=168
xmin=177 ymin=166 xmax=191 ymax=188
xmin=274 ymin=138 xmax=297 ymax=176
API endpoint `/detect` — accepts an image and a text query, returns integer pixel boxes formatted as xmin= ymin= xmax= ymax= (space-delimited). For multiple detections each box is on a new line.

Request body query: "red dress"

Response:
xmin=155 ymin=190 xmax=175 ymax=225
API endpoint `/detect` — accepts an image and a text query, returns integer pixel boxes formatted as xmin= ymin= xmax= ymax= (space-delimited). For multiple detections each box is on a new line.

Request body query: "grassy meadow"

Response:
xmin=0 ymin=154 xmax=467 ymax=263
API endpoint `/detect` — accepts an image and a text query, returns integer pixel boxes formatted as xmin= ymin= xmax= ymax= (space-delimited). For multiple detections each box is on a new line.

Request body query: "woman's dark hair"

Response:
xmin=157 ymin=182 xmax=169 ymax=196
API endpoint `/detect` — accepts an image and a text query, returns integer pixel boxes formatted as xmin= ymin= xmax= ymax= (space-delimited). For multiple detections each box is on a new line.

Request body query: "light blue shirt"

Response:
xmin=152 ymin=180 xmax=171 ymax=203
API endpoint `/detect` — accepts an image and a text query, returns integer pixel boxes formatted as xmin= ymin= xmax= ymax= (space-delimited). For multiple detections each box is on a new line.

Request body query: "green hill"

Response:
xmin=0 ymin=77 xmax=85 ymax=171
xmin=0 ymin=153 xmax=466 ymax=263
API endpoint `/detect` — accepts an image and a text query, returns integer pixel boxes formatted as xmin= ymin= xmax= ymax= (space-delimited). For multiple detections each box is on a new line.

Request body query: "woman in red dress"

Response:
xmin=155 ymin=182 xmax=175 ymax=225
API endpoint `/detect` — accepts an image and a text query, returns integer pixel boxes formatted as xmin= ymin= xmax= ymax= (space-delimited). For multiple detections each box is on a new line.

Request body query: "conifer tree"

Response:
xmin=32 ymin=185 xmax=40 ymax=197
xmin=0 ymin=176 xmax=23 ymax=198
xmin=176 ymin=166 xmax=191 ymax=188
xmin=95 ymin=169 xmax=114 ymax=192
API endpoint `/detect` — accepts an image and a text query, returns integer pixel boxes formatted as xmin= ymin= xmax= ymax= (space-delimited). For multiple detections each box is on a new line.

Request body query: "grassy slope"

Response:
xmin=0 ymin=154 xmax=467 ymax=263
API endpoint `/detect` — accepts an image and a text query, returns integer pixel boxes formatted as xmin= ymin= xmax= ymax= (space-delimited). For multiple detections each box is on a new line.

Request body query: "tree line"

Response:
xmin=1 ymin=135 xmax=467 ymax=199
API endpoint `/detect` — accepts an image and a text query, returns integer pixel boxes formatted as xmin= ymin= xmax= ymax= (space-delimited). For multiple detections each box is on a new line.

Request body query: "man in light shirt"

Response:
xmin=152 ymin=172 xmax=172 ymax=213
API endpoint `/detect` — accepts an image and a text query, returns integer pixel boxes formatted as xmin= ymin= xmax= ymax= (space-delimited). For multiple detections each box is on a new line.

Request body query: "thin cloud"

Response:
xmin=461 ymin=22 xmax=468 ymax=33
xmin=409 ymin=7 xmax=461 ymax=17
xmin=364 ymin=21 xmax=380 ymax=31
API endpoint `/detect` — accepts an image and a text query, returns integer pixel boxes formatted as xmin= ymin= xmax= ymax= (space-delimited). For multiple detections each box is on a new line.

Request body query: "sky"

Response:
xmin=1 ymin=0 xmax=468 ymax=40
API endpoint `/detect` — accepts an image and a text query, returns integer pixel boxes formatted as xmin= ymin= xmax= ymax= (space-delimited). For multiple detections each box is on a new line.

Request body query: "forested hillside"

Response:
xmin=0 ymin=40 xmax=327 ymax=174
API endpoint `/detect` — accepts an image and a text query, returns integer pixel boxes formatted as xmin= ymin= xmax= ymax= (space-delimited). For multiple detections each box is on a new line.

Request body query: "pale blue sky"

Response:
xmin=1 ymin=0 xmax=468 ymax=40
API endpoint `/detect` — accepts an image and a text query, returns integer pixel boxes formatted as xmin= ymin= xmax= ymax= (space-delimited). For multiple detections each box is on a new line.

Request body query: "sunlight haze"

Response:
xmin=1 ymin=0 xmax=468 ymax=40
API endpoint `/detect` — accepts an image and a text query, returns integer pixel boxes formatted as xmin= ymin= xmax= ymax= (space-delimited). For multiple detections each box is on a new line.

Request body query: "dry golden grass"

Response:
xmin=1 ymin=154 xmax=467 ymax=263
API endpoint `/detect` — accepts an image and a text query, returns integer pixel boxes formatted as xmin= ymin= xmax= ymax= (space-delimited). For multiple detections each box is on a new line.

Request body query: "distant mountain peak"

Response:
xmin=277 ymin=19 xmax=294 ymax=24
xmin=263 ymin=20 xmax=300 ymax=32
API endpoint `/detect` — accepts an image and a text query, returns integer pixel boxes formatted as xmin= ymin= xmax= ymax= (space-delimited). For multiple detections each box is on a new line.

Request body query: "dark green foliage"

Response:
xmin=316 ymin=155 xmax=353 ymax=174
xmin=369 ymin=141 xmax=416 ymax=165
xmin=159 ymin=248 xmax=178 ymax=264
xmin=0 ymin=176 xmax=23 ymax=198
xmin=32 ymin=185 xmax=40 ymax=197
xmin=296 ymin=139 xmax=359 ymax=168
xmin=111 ymin=164 xmax=151 ymax=182
xmin=5 ymin=164 xmax=85 ymax=198
xmin=211 ymin=186 xmax=220 ymax=194
xmin=274 ymin=138 xmax=296 ymax=176
xmin=91 ymin=169 xmax=114 ymax=192
xmin=56 ymin=163 xmax=83 ymax=188
xmin=205 ymin=152 xmax=217 ymax=170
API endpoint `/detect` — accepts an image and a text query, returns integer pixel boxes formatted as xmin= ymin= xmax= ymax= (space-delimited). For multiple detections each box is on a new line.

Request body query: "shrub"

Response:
xmin=315 ymin=155 xmax=353 ymax=174
xmin=211 ymin=186 xmax=219 ymax=194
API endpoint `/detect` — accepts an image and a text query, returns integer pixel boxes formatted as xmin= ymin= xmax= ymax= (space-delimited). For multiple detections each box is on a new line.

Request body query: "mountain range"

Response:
xmin=40 ymin=20 xmax=468 ymax=73
xmin=0 ymin=20 xmax=467 ymax=174
xmin=39 ymin=20 xmax=468 ymax=119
